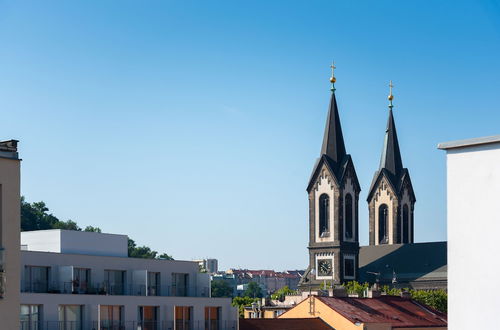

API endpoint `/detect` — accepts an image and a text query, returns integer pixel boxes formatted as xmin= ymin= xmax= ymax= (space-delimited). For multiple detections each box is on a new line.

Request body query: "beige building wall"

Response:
xmin=279 ymin=296 xmax=360 ymax=330
xmin=279 ymin=296 xmax=446 ymax=330
xmin=0 ymin=145 xmax=21 ymax=329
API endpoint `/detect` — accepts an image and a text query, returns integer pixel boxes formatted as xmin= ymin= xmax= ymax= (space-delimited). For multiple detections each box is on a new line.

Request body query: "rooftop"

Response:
xmin=239 ymin=318 xmax=334 ymax=330
xmin=21 ymin=229 xmax=128 ymax=257
xmin=438 ymin=134 xmax=500 ymax=150
xmin=317 ymin=295 xmax=447 ymax=328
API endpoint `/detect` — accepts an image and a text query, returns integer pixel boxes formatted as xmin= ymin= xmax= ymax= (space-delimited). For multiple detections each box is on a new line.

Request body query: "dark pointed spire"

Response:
xmin=320 ymin=91 xmax=347 ymax=164
xmin=379 ymin=81 xmax=403 ymax=177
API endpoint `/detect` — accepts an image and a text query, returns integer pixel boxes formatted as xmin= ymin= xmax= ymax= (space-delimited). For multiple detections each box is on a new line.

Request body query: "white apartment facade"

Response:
xmin=438 ymin=135 xmax=500 ymax=330
xmin=20 ymin=230 xmax=237 ymax=330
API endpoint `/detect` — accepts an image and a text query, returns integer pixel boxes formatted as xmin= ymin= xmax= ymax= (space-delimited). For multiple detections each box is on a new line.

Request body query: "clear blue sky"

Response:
xmin=1 ymin=1 xmax=499 ymax=270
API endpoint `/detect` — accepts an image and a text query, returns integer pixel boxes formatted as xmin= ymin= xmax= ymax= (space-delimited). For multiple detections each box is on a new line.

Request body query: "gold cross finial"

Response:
xmin=388 ymin=80 xmax=394 ymax=108
xmin=330 ymin=61 xmax=336 ymax=83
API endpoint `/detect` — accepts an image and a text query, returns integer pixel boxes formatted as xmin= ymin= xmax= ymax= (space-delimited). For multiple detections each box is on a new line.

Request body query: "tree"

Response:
xmin=232 ymin=296 xmax=258 ymax=318
xmin=20 ymin=196 xmax=174 ymax=260
xmin=21 ymin=197 xmax=65 ymax=231
xmin=157 ymin=253 xmax=174 ymax=260
xmin=211 ymin=280 xmax=233 ymax=298
xmin=243 ymin=281 xmax=263 ymax=298
xmin=270 ymin=285 xmax=296 ymax=301
xmin=84 ymin=226 xmax=102 ymax=233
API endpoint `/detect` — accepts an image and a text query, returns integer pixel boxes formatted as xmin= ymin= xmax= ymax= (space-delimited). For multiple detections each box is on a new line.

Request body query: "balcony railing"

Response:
xmin=19 ymin=320 xmax=237 ymax=330
xmin=21 ymin=281 xmax=209 ymax=297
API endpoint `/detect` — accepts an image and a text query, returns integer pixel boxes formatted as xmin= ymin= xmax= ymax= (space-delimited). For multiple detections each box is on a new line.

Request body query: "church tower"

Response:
xmin=367 ymin=82 xmax=416 ymax=245
xmin=304 ymin=64 xmax=361 ymax=286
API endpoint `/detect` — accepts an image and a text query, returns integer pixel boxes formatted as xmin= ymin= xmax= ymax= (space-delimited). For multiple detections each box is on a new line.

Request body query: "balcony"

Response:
xmin=19 ymin=320 xmax=237 ymax=330
xmin=21 ymin=281 xmax=209 ymax=297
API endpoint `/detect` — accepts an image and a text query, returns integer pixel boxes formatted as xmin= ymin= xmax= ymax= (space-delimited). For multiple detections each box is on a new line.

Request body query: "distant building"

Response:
xmin=227 ymin=269 xmax=303 ymax=294
xmin=20 ymin=229 xmax=238 ymax=329
xmin=194 ymin=258 xmax=218 ymax=274
xmin=243 ymin=294 xmax=307 ymax=319
xmin=439 ymin=135 xmax=500 ymax=330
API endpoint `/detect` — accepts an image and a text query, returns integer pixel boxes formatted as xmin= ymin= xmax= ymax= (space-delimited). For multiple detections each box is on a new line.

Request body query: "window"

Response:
xmin=20 ymin=305 xmax=41 ymax=330
xmin=99 ymin=305 xmax=123 ymax=330
xmin=319 ymin=194 xmax=330 ymax=237
xmin=172 ymin=273 xmax=189 ymax=296
xmin=205 ymin=307 xmax=221 ymax=330
xmin=344 ymin=255 xmax=355 ymax=279
xmin=24 ymin=266 xmax=50 ymax=293
xmin=138 ymin=306 xmax=158 ymax=330
xmin=58 ymin=305 xmax=83 ymax=330
xmin=175 ymin=306 xmax=192 ymax=330
xmin=396 ymin=213 xmax=402 ymax=244
xmin=73 ymin=268 xmax=91 ymax=294
xmin=104 ymin=270 xmax=125 ymax=295
xmin=403 ymin=204 xmax=409 ymax=244
xmin=344 ymin=193 xmax=353 ymax=240
xmin=147 ymin=272 xmax=160 ymax=296
xmin=378 ymin=204 xmax=389 ymax=244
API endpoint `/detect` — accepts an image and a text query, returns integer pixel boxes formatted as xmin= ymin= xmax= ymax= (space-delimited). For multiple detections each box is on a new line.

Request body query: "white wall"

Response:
xmin=21 ymin=229 xmax=128 ymax=257
xmin=444 ymin=141 xmax=500 ymax=329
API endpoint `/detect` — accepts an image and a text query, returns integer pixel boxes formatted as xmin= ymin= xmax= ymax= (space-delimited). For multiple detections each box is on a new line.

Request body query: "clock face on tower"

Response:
xmin=318 ymin=259 xmax=333 ymax=276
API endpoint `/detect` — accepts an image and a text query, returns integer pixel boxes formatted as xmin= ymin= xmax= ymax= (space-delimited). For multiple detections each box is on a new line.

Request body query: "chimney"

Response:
xmin=366 ymin=287 xmax=381 ymax=298
xmin=329 ymin=287 xmax=347 ymax=298
xmin=400 ymin=290 xmax=411 ymax=299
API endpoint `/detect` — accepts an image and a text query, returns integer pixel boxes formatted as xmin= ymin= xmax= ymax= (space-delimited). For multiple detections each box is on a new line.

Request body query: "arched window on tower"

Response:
xmin=378 ymin=204 xmax=388 ymax=244
xmin=396 ymin=213 xmax=402 ymax=244
xmin=403 ymin=204 xmax=409 ymax=244
xmin=345 ymin=193 xmax=353 ymax=240
xmin=319 ymin=194 xmax=330 ymax=237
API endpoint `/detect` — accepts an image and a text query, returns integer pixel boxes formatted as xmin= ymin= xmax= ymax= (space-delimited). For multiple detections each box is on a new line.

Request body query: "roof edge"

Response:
xmin=438 ymin=134 xmax=500 ymax=150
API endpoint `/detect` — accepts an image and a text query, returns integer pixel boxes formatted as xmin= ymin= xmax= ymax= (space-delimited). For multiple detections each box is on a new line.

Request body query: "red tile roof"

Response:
xmin=239 ymin=318 xmax=334 ymax=330
xmin=317 ymin=295 xmax=447 ymax=328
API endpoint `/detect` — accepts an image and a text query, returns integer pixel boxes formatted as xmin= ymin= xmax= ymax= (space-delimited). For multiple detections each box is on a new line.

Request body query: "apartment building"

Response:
xmin=20 ymin=229 xmax=237 ymax=329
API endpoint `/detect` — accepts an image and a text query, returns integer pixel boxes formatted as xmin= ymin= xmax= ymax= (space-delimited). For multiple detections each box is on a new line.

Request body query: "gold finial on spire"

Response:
xmin=388 ymin=80 xmax=394 ymax=109
xmin=330 ymin=61 xmax=336 ymax=92
xmin=330 ymin=61 xmax=336 ymax=83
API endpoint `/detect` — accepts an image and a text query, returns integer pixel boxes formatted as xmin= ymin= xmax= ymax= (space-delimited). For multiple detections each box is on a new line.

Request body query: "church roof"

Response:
xmin=359 ymin=242 xmax=447 ymax=286
xmin=321 ymin=92 xmax=346 ymax=165
xmin=308 ymin=90 xmax=359 ymax=192
xmin=367 ymin=108 xmax=414 ymax=201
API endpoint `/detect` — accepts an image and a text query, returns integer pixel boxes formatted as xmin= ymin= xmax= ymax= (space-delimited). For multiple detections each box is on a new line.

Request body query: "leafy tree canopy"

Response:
xmin=243 ymin=281 xmax=263 ymax=298
xmin=211 ymin=280 xmax=233 ymax=298
xmin=20 ymin=196 xmax=173 ymax=260
xmin=232 ymin=296 xmax=259 ymax=318
xmin=270 ymin=285 xmax=296 ymax=301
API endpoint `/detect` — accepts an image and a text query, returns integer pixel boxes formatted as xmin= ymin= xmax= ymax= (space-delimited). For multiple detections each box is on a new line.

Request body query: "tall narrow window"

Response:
xmin=138 ymin=306 xmax=158 ymax=330
xmin=172 ymin=273 xmax=189 ymax=296
xmin=319 ymin=194 xmax=330 ymax=237
xmin=24 ymin=266 xmax=49 ymax=293
xmin=403 ymin=205 xmax=409 ymax=244
xmin=104 ymin=270 xmax=125 ymax=295
xmin=99 ymin=305 xmax=123 ymax=330
xmin=205 ymin=306 xmax=221 ymax=330
xmin=147 ymin=272 xmax=160 ymax=296
xmin=345 ymin=194 xmax=353 ymax=240
xmin=396 ymin=213 xmax=402 ymax=244
xmin=58 ymin=305 xmax=83 ymax=330
xmin=20 ymin=305 xmax=41 ymax=330
xmin=175 ymin=306 xmax=192 ymax=330
xmin=378 ymin=204 xmax=388 ymax=244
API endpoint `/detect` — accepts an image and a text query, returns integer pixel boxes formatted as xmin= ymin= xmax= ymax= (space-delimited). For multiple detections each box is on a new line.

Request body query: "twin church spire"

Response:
xmin=303 ymin=64 xmax=415 ymax=286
